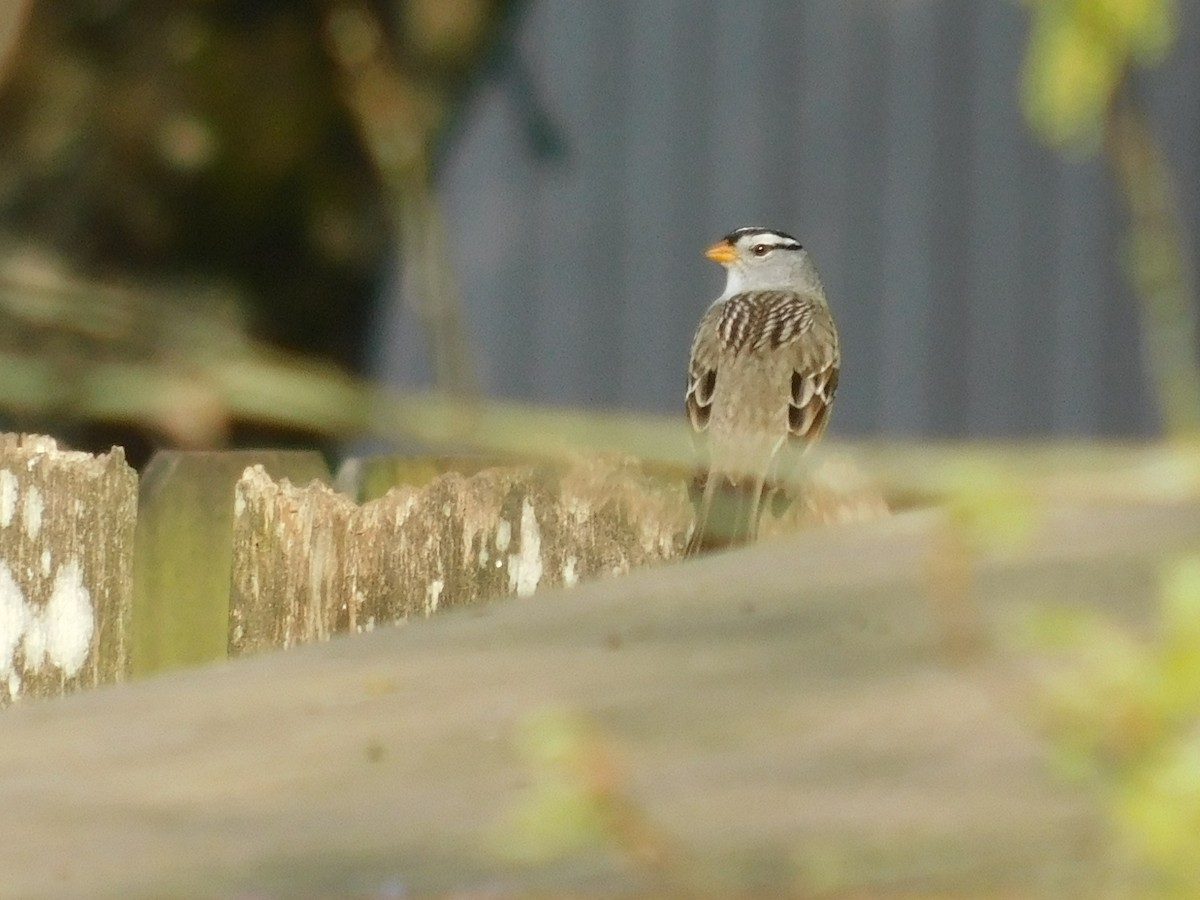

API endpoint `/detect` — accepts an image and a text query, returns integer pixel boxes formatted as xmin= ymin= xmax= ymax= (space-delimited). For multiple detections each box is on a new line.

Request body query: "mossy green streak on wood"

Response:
xmin=131 ymin=450 xmax=330 ymax=676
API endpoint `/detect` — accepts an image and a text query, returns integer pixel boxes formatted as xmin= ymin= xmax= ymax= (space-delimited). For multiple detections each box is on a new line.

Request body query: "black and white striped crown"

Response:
xmin=722 ymin=226 xmax=803 ymax=250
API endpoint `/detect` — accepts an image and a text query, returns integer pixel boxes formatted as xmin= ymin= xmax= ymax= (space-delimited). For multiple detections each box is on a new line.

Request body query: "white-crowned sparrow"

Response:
xmin=685 ymin=227 xmax=840 ymax=554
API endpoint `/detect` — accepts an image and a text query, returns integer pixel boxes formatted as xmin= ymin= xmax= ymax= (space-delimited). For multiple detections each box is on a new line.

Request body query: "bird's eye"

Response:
xmin=751 ymin=244 xmax=771 ymax=257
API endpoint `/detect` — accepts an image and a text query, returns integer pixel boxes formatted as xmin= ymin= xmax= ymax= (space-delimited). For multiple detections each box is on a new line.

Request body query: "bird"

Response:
xmin=684 ymin=226 xmax=840 ymax=555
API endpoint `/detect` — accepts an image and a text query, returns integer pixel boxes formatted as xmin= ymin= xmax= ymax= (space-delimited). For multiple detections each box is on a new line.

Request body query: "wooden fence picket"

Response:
xmin=131 ymin=450 xmax=330 ymax=675
xmin=0 ymin=435 xmax=136 ymax=703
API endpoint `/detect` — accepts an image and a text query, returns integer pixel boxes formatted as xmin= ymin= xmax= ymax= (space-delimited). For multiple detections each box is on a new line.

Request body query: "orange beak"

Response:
xmin=704 ymin=239 xmax=736 ymax=264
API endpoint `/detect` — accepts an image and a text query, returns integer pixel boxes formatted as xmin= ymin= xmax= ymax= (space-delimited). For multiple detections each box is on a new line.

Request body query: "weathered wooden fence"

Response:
xmin=5 ymin=432 xmax=1200 ymax=895
xmin=228 ymin=457 xmax=693 ymax=654
xmin=0 ymin=433 xmax=886 ymax=703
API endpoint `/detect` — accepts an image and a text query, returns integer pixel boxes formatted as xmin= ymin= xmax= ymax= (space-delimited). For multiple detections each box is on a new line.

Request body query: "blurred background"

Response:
xmin=0 ymin=0 xmax=1195 ymax=466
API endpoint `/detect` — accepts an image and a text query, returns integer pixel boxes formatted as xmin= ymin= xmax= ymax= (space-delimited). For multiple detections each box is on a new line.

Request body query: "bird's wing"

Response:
xmin=685 ymin=303 xmax=724 ymax=433
xmin=785 ymin=304 xmax=840 ymax=447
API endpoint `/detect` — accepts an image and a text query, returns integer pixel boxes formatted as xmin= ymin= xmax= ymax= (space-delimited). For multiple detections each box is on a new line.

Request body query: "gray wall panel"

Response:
xmin=879 ymin=0 xmax=939 ymax=433
xmin=388 ymin=0 xmax=1200 ymax=438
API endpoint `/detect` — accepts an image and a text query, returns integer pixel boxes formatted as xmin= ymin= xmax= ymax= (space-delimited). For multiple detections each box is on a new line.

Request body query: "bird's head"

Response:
xmin=706 ymin=227 xmax=823 ymax=297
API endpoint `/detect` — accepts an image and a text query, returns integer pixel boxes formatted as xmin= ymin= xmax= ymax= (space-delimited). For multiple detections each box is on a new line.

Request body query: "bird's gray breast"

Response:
xmin=716 ymin=291 xmax=816 ymax=353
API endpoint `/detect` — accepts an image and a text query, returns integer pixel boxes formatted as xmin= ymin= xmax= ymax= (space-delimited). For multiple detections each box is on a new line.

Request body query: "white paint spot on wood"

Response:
xmin=44 ymin=560 xmax=94 ymax=675
xmin=564 ymin=496 xmax=591 ymax=524
xmin=40 ymin=549 xmax=51 ymax=577
xmin=22 ymin=486 xmax=43 ymax=540
xmin=0 ymin=562 xmax=29 ymax=685
xmin=495 ymin=519 xmax=511 ymax=553
xmin=562 ymin=557 xmax=579 ymax=587
xmin=425 ymin=578 xmax=444 ymax=615
xmin=507 ymin=498 xmax=543 ymax=597
xmin=22 ymin=559 xmax=94 ymax=677
xmin=0 ymin=470 xmax=17 ymax=527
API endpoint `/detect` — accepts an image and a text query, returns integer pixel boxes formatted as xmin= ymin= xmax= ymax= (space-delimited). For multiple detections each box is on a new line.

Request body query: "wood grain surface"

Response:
xmin=0 ymin=498 xmax=1194 ymax=897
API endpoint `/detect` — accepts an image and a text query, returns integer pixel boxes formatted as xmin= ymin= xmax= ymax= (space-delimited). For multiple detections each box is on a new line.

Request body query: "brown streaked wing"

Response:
xmin=786 ymin=309 xmax=840 ymax=446
xmin=686 ymin=304 xmax=724 ymax=433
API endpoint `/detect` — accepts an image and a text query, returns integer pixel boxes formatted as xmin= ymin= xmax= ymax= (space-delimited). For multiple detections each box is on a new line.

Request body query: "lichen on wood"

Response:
xmin=0 ymin=434 xmax=136 ymax=704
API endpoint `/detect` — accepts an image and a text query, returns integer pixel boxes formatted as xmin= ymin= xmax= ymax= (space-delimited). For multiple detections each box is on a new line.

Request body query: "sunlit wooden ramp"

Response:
xmin=0 ymin=498 xmax=1192 ymax=898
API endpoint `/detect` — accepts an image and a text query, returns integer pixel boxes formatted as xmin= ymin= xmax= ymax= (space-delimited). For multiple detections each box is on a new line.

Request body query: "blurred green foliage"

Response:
xmin=0 ymin=0 xmax=519 ymax=463
xmin=1021 ymin=0 xmax=1178 ymax=152
xmin=1028 ymin=555 xmax=1200 ymax=893
xmin=492 ymin=707 xmax=670 ymax=870
xmin=493 ymin=709 xmax=616 ymax=863
xmin=1023 ymin=0 xmax=1200 ymax=438
xmin=943 ymin=458 xmax=1040 ymax=553
xmin=1019 ymin=7 xmax=1200 ymax=884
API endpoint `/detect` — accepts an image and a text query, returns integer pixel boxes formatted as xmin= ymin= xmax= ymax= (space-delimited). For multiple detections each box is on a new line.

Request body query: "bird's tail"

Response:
xmin=685 ymin=472 xmax=767 ymax=556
